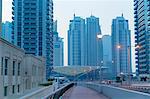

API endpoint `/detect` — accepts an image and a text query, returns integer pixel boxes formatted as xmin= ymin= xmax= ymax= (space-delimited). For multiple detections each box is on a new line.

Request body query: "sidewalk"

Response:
xmin=62 ymin=86 xmax=109 ymax=99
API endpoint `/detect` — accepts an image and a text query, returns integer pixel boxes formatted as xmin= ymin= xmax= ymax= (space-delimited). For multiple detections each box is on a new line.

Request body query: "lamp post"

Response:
xmin=97 ymin=34 xmax=103 ymax=83
xmin=127 ymin=45 xmax=141 ymax=85
xmin=100 ymin=61 xmax=104 ymax=82
xmin=117 ymin=44 xmax=121 ymax=82
xmin=111 ymin=60 xmax=114 ymax=79
xmin=117 ymin=44 xmax=140 ymax=85
xmin=73 ymin=70 xmax=76 ymax=82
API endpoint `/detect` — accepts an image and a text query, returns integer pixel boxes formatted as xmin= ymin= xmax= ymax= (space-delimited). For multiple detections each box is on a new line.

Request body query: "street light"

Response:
xmin=135 ymin=45 xmax=141 ymax=49
xmin=100 ymin=61 xmax=104 ymax=82
xmin=127 ymin=45 xmax=141 ymax=85
xmin=116 ymin=44 xmax=140 ymax=85
xmin=73 ymin=70 xmax=76 ymax=82
xmin=117 ymin=45 xmax=121 ymax=49
xmin=97 ymin=34 xmax=103 ymax=39
xmin=97 ymin=34 xmax=103 ymax=83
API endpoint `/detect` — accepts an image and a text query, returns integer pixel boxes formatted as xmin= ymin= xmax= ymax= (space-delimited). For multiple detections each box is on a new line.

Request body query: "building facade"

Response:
xmin=53 ymin=20 xmax=64 ymax=66
xmin=134 ymin=0 xmax=150 ymax=79
xmin=53 ymin=32 xmax=64 ymax=66
xmin=0 ymin=0 xmax=2 ymax=35
xmin=12 ymin=0 xmax=53 ymax=79
xmin=53 ymin=20 xmax=57 ymax=33
xmin=2 ymin=21 xmax=12 ymax=42
xmin=111 ymin=15 xmax=131 ymax=77
xmin=68 ymin=15 xmax=86 ymax=66
xmin=102 ymin=35 xmax=113 ymax=77
xmin=86 ymin=16 xmax=103 ymax=66
xmin=0 ymin=38 xmax=45 ymax=98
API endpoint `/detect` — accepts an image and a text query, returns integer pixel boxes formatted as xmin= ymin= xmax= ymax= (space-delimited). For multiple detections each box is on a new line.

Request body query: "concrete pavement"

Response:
xmin=62 ymin=86 xmax=109 ymax=99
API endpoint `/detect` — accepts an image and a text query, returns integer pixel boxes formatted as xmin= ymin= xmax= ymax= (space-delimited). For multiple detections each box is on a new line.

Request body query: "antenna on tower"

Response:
xmin=91 ymin=11 xmax=93 ymax=16
xmin=74 ymin=13 xmax=75 ymax=18
xmin=122 ymin=13 xmax=124 ymax=17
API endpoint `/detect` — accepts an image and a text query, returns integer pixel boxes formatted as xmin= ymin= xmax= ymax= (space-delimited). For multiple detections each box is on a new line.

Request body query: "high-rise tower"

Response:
xmin=68 ymin=15 xmax=86 ymax=66
xmin=112 ymin=15 xmax=131 ymax=77
xmin=86 ymin=16 xmax=102 ymax=66
xmin=2 ymin=21 xmax=12 ymax=42
xmin=53 ymin=20 xmax=64 ymax=66
xmin=12 ymin=0 xmax=54 ymax=79
xmin=134 ymin=0 xmax=150 ymax=79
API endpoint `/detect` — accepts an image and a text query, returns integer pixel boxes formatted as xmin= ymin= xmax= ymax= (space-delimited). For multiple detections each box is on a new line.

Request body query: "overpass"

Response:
xmin=50 ymin=66 xmax=109 ymax=81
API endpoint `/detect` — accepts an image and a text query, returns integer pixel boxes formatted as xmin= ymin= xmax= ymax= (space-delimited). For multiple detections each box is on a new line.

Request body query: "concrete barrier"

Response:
xmin=79 ymin=83 xmax=150 ymax=99
xmin=20 ymin=86 xmax=53 ymax=99
xmin=43 ymin=83 xmax=74 ymax=99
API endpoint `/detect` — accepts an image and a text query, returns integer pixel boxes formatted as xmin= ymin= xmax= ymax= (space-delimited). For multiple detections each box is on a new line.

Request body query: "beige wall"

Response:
xmin=0 ymin=38 xmax=46 ymax=98
xmin=23 ymin=54 xmax=46 ymax=90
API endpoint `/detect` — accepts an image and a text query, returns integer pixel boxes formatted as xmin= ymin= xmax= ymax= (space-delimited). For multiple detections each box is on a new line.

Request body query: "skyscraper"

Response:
xmin=53 ymin=21 xmax=64 ymax=66
xmin=102 ymin=35 xmax=113 ymax=77
xmin=86 ymin=16 xmax=102 ymax=66
xmin=0 ymin=0 xmax=2 ymax=35
xmin=112 ymin=15 xmax=131 ymax=77
xmin=12 ymin=0 xmax=53 ymax=79
xmin=53 ymin=32 xmax=64 ymax=66
xmin=2 ymin=21 xmax=12 ymax=42
xmin=134 ymin=0 xmax=150 ymax=79
xmin=68 ymin=15 xmax=86 ymax=66
xmin=102 ymin=35 xmax=112 ymax=63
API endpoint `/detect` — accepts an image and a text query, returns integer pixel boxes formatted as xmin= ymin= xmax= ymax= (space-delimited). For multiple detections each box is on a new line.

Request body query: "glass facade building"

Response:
xmin=86 ymin=16 xmax=102 ymax=66
xmin=102 ymin=35 xmax=113 ymax=78
xmin=2 ymin=21 xmax=12 ymax=42
xmin=53 ymin=32 xmax=64 ymax=66
xmin=68 ymin=15 xmax=86 ymax=66
xmin=53 ymin=21 xmax=64 ymax=66
xmin=134 ymin=0 xmax=150 ymax=78
xmin=12 ymin=0 xmax=54 ymax=79
xmin=112 ymin=15 xmax=131 ymax=77
xmin=68 ymin=15 xmax=103 ymax=67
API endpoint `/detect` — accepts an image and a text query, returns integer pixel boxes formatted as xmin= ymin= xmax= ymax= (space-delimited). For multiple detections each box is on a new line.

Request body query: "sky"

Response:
xmin=2 ymin=0 xmax=136 ymax=71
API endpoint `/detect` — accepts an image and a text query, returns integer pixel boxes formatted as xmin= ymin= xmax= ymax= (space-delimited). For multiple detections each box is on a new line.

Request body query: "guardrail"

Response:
xmin=43 ymin=83 xmax=74 ymax=99
xmin=78 ymin=82 xmax=150 ymax=99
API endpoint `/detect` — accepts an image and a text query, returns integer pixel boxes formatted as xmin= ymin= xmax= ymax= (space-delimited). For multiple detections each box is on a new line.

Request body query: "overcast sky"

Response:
xmin=2 ymin=0 xmax=136 ymax=71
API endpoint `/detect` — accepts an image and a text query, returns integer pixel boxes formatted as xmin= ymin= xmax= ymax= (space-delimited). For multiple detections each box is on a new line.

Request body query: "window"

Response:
xmin=12 ymin=85 xmax=15 ymax=94
xmin=4 ymin=86 xmax=7 ymax=96
xmin=18 ymin=62 xmax=20 ymax=76
xmin=13 ymin=61 xmax=15 ymax=76
xmin=17 ymin=85 xmax=20 ymax=93
xmin=4 ymin=59 xmax=8 ymax=75
xmin=1 ymin=57 xmax=3 ymax=75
